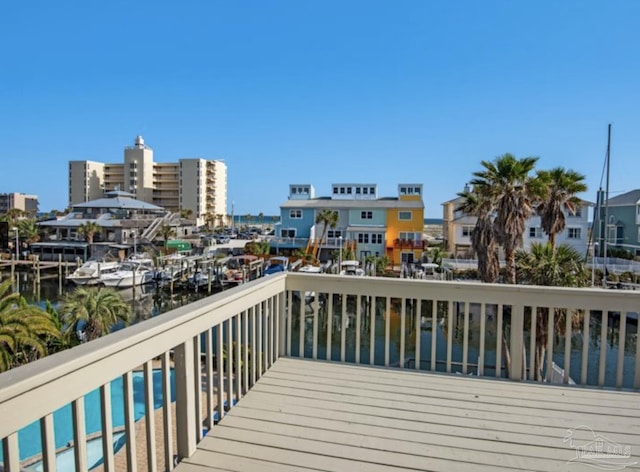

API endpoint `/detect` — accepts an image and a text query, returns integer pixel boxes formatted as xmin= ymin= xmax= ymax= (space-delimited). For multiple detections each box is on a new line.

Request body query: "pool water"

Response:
xmin=1 ymin=370 xmax=175 ymax=468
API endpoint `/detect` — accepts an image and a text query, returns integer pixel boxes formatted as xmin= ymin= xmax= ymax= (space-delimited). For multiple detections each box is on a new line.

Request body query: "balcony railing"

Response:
xmin=392 ymin=238 xmax=425 ymax=249
xmin=1 ymin=274 xmax=639 ymax=472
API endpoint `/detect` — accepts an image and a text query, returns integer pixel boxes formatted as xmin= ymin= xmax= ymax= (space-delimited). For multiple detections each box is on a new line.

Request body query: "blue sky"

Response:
xmin=1 ymin=1 xmax=638 ymax=217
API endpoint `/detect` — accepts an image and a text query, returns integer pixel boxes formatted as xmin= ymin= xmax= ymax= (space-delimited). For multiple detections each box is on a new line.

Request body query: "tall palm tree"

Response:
xmin=471 ymin=154 xmax=545 ymax=284
xmin=456 ymin=187 xmax=500 ymax=283
xmin=258 ymin=212 xmax=264 ymax=229
xmin=216 ymin=213 xmax=225 ymax=229
xmin=17 ymin=218 xmax=41 ymax=245
xmin=315 ymin=209 xmax=339 ymax=244
xmin=536 ymin=167 xmax=588 ymax=248
xmin=0 ymin=280 xmax=60 ymax=372
xmin=60 ymin=286 xmax=132 ymax=342
xmin=180 ymin=209 xmax=194 ymax=220
xmin=516 ymin=242 xmax=588 ymax=379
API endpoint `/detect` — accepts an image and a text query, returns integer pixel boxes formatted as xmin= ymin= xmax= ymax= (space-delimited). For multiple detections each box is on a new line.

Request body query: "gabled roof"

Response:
xmin=605 ymin=189 xmax=640 ymax=207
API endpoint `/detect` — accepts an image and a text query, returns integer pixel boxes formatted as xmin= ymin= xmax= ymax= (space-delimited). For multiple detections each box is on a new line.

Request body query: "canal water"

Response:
xmin=6 ymin=272 xmax=639 ymax=389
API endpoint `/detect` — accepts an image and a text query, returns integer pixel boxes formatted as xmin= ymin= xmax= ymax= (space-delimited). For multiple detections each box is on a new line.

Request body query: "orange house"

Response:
xmin=385 ymin=184 xmax=425 ymax=265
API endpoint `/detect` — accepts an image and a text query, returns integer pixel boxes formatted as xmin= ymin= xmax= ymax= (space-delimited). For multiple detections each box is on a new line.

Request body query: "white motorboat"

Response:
xmin=339 ymin=260 xmax=365 ymax=276
xmin=67 ymin=260 xmax=120 ymax=286
xmin=100 ymin=259 xmax=155 ymax=288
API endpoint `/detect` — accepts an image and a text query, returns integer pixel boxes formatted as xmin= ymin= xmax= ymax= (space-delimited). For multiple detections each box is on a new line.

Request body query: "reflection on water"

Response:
xmin=290 ymin=293 xmax=638 ymax=389
xmin=6 ymin=272 xmax=212 ymax=326
xmin=7 ymin=272 xmax=637 ymax=389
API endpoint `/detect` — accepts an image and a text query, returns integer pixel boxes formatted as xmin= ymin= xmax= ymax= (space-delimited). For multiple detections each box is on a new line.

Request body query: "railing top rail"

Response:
xmin=285 ymin=273 xmax=640 ymax=312
xmin=0 ymin=273 xmax=286 ymax=438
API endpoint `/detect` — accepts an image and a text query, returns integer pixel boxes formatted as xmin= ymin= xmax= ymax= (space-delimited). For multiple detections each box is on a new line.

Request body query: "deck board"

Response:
xmin=177 ymin=357 xmax=640 ymax=472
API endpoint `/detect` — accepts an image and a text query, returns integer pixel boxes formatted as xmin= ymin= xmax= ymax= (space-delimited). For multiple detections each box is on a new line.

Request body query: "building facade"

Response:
xmin=442 ymin=192 xmax=592 ymax=257
xmin=68 ymin=136 xmax=227 ymax=226
xmin=0 ymin=193 xmax=39 ymax=215
xmin=595 ymin=189 xmax=640 ymax=257
xmin=277 ymin=183 xmax=425 ymax=265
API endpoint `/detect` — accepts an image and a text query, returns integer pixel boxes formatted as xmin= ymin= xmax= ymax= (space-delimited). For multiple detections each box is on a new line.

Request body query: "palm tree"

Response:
xmin=315 ymin=209 xmax=339 ymax=244
xmin=216 ymin=213 xmax=225 ymax=229
xmin=60 ymin=286 xmax=132 ymax=342
xmin=258 ymin=212 xmax=264 ymax=229
xmin=516 ymin=242 xmax=588 ymax=379
xmin=17 ymin=218 xmax=41 ymax=245
xmin=456 ymin=187 xmax=500 ymax=283
xmin=180 ymin=209 xmax=194 ymax=220
xmin=158 ymin=224 xmax=176 ymax=250
xmin=471 ymin=154 xmax=545 ymax=284
xmin=77 ymin=221 xmax=101 ymax=245
xmin=536 ymin=167 xmax=588 ymax=248
xmin=0 ymin=280 xmax=60 ymax=372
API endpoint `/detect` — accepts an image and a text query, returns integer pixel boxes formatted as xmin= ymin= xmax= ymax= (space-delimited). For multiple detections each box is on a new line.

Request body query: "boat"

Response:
xmin=296 ymin=264 xmax=323 ymax=303
xmin=263 ymin=256 xmax=289 ymax=276
xmin=100 ymin=255 xmax=155 ymax=288
xmin=223 ymin=255 xmax=263 ymax=285
xmin=339 ymin=260 xmax=365 ymax=276
xmin=67 ymin=260 xmax=120 ymax=286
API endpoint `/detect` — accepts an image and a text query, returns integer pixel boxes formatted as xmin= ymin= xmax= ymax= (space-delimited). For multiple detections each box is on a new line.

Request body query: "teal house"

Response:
xmin=596 ymin=189 xmax=640 ymax=257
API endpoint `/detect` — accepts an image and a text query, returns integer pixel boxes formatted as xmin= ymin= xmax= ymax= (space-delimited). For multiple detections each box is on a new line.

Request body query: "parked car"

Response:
xmin=216 ymin=235 xmax=230 ymax=244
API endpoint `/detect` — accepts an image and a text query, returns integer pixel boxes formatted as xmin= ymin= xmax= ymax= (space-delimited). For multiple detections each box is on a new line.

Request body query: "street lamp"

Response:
xmin=338 ymin=236 xmax=343 ymax=274
xmin=11 ymin=227 xmax=18 ymax=260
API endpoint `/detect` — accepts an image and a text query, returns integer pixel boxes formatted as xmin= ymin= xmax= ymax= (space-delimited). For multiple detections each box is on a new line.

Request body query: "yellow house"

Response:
xmin=386 ymin=184 xmax=425 ymax=265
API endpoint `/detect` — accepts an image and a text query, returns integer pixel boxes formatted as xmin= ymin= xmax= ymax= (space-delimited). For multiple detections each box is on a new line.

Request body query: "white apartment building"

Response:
xmin=68 ymin=136 xmax=227 ymax=226
xmin=442 ymin=194 xmax=592 ymax=257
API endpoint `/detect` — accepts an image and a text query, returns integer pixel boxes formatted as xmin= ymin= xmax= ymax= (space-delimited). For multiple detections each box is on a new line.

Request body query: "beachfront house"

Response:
xmin=442 ymin=190 xmax=593 ymax=257
xmin=595 ymin=188 xmax=640 ymax=257
xmin=275 ymin=183 xmax=425 ymax=265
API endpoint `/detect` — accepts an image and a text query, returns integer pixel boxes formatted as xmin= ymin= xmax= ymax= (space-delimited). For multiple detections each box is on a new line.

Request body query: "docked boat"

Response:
xmin=263 ymin=256 xmax=289 ymax=275
xmin=339 ymin=260 xmax=365 ymax=276
xmin=100 ymin=256 xmax=155 ymax=289
xmin=67 ymin=260 xmax=120 ymax=286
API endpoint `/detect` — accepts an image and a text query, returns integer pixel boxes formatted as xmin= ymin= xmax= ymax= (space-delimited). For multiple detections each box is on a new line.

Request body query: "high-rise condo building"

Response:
xmin=68 ymin=136 xmax=227 ymax=226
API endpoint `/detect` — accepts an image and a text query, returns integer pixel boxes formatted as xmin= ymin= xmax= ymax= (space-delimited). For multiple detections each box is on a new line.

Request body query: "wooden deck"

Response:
xmin=177 ymin=357 xmax=640 ymax=472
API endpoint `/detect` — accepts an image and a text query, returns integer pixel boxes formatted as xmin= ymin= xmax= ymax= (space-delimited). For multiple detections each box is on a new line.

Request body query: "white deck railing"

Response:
xmin=1 ymin=274 xmax=639 ymax=472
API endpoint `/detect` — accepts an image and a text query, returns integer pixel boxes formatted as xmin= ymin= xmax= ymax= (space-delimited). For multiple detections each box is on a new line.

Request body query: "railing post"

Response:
xmin=175 ymin=337 xmax=197 ymax=460
xmin=509 ymin=304 xmax=524 ymax=381
xmin=278 ymin=291 xmax=286 ymax=357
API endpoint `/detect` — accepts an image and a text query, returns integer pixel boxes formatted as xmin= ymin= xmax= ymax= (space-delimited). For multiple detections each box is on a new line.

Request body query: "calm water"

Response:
xmin=289 ymin=294 xmax=639 ymax=389
xmin=6 ymin=271 xmax=639 ymax=390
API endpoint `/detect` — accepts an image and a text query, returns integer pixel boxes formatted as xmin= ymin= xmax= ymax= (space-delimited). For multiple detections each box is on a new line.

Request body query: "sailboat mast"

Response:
xmin=602 ymin=123 xmax=611 ymax=287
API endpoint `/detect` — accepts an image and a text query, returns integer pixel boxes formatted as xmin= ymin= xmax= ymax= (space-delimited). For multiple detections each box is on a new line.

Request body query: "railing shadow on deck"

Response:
xmin=1 ymin=273 xmax=639 ymax=472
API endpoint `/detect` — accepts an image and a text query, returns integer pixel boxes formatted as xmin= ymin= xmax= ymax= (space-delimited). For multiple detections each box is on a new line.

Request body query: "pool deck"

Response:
xmin=175 ymin=357 xmax=640 ymax=471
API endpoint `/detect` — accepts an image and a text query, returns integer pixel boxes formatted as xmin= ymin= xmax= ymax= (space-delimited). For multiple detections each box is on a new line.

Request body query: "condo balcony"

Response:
xmin=392 ymin=238 xmax=426 ymax=249
xmin=1 ymin=275 xmax=639 ymax=472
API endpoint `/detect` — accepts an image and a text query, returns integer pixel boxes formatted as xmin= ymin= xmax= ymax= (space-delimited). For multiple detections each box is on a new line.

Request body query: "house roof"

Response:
xmin=281 ymin=199 xmax=423 ymax=209
xmin=605 ymin=189 xmax=640 ymax=207
xmin=73 ymin=195 xmax=165 ymax=211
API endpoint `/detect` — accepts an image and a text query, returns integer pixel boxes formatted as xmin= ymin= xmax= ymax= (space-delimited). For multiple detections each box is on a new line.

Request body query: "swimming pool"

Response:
xmin=1 ymin=369 xmax=175 ymax=470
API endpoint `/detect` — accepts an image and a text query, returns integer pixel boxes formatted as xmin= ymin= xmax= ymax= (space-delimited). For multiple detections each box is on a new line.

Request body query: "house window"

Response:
xmin=370 ymin=187 xmax=375 ymax=195
xmin=361 ymin=211 xmax=373 ymax=219
xmin=414 ymin=187 xmax=420 ymax=194
xmin=398 ymin=211 xmax=412 ymax=221
xmin=355 ymin=187 xmax=361 ymax=194
xmin=372 ymin=233 xmax=383 ymax=244
xmin=280 ymin=228 xmax=296 ymax=238
xmin=333 ymin=187 xmax=338 ymax=194
xmin=607 ymin=226 xmax=616 ymax=243
xmin=347 ymin=187 xmax=352 ymax=194
xmin=400 ymin=187 xmax=407 ymax=195
xmin=529 ymin=227 xmax=542 ymax=238
xmin=363 ymin=188 xmax=368 ymax=195
xmin=568 ymin=228 xmax=581 ymax=239
xmin=328 ymin=230 xmax=342 ymax=238
xmin=358 ymin=233 xmax=369 ymax=244
xmin=462 ymin=226 xmax=474 ymax=237
xmin=340 ymin=187 xmax=345 ymax=194
xmin=289 ymin=209 xmax=302 ymax=219
xmin=571 ymin=207 xmax=582 ymax=218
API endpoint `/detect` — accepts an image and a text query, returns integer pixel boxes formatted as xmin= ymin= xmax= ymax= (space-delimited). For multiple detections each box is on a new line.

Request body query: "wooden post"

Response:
xmin=208 ymin=264 xmax=212 ymax=294
xmin=58 ymin=254 xmax=63 ymax=296
xmin=175 ymin=338 xmax=197 ymax=459
xmin=509 ymin=304 xmax=524 ymax=380
xmin=36 ymin=256 xmax=41 ymax=286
